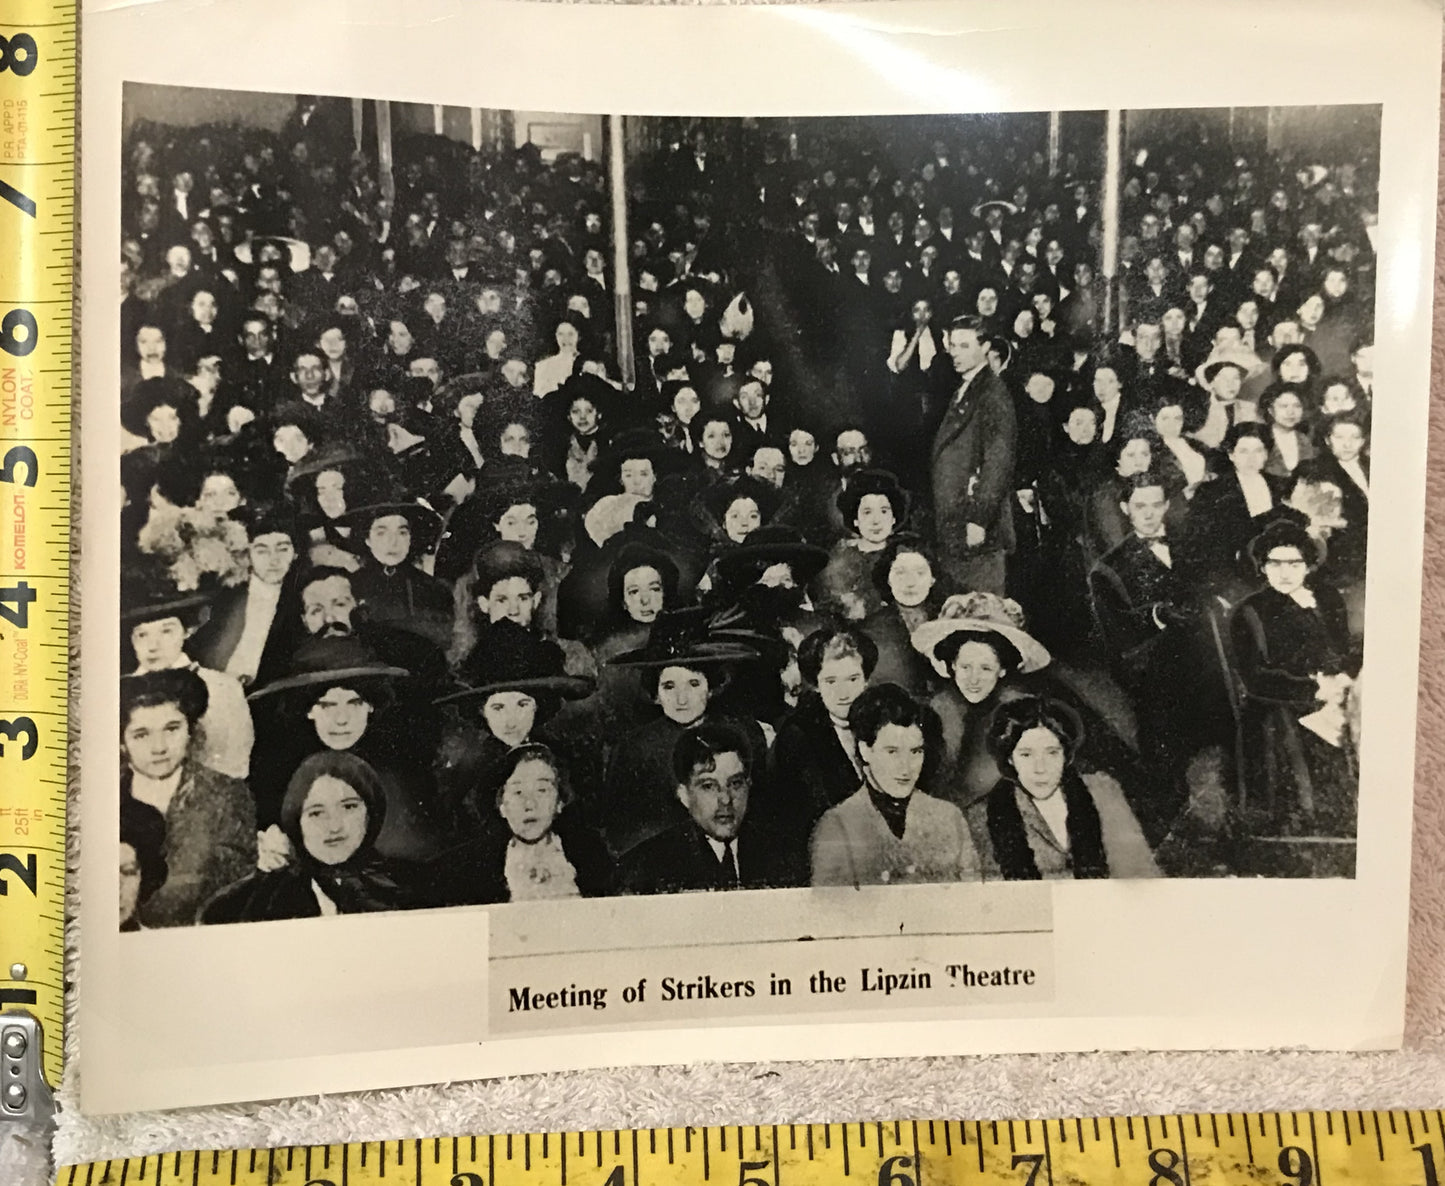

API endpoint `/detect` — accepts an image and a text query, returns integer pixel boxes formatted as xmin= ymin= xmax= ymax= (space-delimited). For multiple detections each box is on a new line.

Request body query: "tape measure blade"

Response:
xmin=48 ymin=1114 xmax=1445 ymax=1186
xmin=0 ymin=0 xmax=76 ymax=1099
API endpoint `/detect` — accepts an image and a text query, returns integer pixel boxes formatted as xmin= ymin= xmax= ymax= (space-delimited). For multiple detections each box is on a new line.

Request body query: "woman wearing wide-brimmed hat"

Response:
xmin=121 ymin=375 xmax=199 ymax=451
xmin=909 ymin=590 xmax=1054 ymax=811
xmin=432 ymin=618 xmax=595 ymax=833
xmin=970 ymin=695 xmax=1157 ymax=881
xmin=812 ymin=468 xmax=911 ymax=622
xmin=911 ymin=590 xmax=1148 ymax=827
xmin=122 ymin=570 xmax=254 ymax=780
xmin=201 ymin=749 xmax=427 ymax=923
xmin=600 ymin=606 xmax=772 ymax=856
xmin=342 ymin=495 xmax=454 ymax=650
xmin=245 ymin=633 xmax=447 ymax=863
xmin=708 ymin=523 xmax=829 ymax=611
xmin=579 ymin=425 xmax=686 ymax=528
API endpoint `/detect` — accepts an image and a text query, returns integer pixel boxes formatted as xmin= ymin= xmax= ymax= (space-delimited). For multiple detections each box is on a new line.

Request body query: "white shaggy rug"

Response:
xmin=46 ymin=3 xmax=1445 ymax=1169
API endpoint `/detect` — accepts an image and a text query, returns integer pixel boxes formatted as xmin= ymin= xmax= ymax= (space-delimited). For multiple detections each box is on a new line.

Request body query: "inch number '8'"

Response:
xmin=0 ymin=30 xmax=42 ymax=218
xmin=0 ymin=33 xmax=37 ymax=76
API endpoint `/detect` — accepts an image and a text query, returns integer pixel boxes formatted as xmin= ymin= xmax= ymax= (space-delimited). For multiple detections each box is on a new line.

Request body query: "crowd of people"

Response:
xmin=116 ymin=97 xmax=1375 ymax=928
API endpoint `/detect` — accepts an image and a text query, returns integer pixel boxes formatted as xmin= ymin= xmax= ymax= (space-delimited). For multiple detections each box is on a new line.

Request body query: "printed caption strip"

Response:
xmin=53 ymin=1111 xmax=1445 ymax=1186
xmin=0 ymin=0 xmax=78 ymax=1097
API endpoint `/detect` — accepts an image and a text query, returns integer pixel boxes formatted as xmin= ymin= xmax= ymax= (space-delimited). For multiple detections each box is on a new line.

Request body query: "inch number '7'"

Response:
xmin=0 ymin=178 xmax=35 ymax=218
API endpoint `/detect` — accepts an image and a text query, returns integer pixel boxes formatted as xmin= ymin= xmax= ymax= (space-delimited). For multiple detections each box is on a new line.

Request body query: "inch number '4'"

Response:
xmin=0 ymin=581 xmax=35 ymax=629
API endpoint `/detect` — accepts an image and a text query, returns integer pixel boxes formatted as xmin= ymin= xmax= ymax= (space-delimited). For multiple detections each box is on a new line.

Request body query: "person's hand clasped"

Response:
xmin=256 ymin=825 xmax=294 ymax=873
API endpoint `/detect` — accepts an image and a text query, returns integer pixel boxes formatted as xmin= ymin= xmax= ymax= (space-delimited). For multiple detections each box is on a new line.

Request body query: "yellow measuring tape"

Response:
xmin=0 ymin=0 xmax=76 ymax=1095
xmin=50 ymin=1112 xmax=1445 ymax=1186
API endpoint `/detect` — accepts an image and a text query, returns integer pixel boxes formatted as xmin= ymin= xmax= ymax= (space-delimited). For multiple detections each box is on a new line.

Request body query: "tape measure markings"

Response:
xmin=52 ymin=1111 xmax=1445 ymax=1186
xmin=0 ymin=0 xmax=76 ymax=1096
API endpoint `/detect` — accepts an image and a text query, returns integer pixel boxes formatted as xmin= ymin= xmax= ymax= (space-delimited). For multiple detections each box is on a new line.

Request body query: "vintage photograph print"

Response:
xmin=116 ymin=84 xmax=1381 ymax=933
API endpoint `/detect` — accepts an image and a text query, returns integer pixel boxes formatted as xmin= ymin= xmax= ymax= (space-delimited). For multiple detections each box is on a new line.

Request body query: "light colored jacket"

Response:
xmin=809 ymin=787 xmax=982 ymax=887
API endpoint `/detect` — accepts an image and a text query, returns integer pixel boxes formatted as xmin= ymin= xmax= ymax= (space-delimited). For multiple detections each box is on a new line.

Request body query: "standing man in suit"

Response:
xmin=931 ymin=315 xmax=1017 ymax=595
xmin=618 ymin=722 xmax=804 ymax=894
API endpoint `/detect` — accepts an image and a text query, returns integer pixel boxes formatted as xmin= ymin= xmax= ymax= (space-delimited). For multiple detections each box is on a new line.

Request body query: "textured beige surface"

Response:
xmin=50 ymin=16 xmax=1445 ymax=1167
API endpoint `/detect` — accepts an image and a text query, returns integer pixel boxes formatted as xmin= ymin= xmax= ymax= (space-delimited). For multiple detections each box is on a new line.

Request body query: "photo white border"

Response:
xmin=79 ymin=0 xmax=1440 ymax=1114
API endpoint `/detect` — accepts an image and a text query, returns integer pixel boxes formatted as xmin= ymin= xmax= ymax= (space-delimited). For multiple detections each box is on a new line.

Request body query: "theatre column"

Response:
xmin=1101 ymin=107 xmax=1123 ymax=333
xmin=1047 ymin=111 xmax=1062 ymax=177
xmin=376 ymin=100 xmax=395 ymax=205
xmin=352 ymin=99 xmax=365 ymax=154
xmin=609 ymin=113 xmax=636 ymax=389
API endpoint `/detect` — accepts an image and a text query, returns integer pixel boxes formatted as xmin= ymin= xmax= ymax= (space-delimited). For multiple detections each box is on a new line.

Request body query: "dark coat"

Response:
xmin=199 ymin=856 xmax=424 ymax=923
xmin=768 ymin=693 xmax=862 ymax=840
xmin=1229 ymin=583 xmax=1357 ymax=836
xmin=1178 ymin=471 xmax=1290 ymax=597
xmin=188 ymin=579 xmax=300 ymax=688
xmin=1088 ymin=533 xmax=1196 ymax=690
xmin=1299 ymin=452 xmax=1369 ymax=585
xmin=930 ymin=364 xmax=1018 ymax=571
xmin=860 ymin=603 xmax=938 ymax=698
xmin=601 ymin=711 xmax=770 ymax=857
xmin=351 ymin=559 xmax=454 ymax=650
xmin=617 ymin=819 xmax=805 ymax=895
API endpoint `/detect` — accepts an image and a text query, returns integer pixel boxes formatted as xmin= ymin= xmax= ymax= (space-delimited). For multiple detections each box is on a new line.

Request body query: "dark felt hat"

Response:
xmin=435 ymin=619 xmax=593 ymax=705
xmin=120 ymin=570 xmax=215 ymax=627
xmin=607 ymin=539 xmax=682 ymax=606
xmin=712 ymin=525 xmax=829 ymax=591
xmin=339 ymin=499 xmax=444 ymax=551
xmin=606 ymin=605 xmax=763 ymax=670
xmin=283 ymin=446 xmax=368 ymax=487
xmin=1202 ymin=358 xmax=1251 ymax=385
xmin=246 ymin=635 xmax=410 ymax=701
xmin=233 ymin=502 xmax=304 ymax=546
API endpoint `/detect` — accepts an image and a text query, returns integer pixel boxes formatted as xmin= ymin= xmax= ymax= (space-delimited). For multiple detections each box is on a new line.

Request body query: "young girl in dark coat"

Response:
xmin=202 ymin=750 xmax=423 ymax=922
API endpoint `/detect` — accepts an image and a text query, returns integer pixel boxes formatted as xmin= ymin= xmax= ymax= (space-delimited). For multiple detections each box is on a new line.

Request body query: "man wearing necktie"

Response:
xmin=930 ymin=316 xmax=1018 ymax=595
xmin=618 ymin=723 xmax=805 ymax=895
xmin=1088 ymin=473 xmax=1218 ymax=837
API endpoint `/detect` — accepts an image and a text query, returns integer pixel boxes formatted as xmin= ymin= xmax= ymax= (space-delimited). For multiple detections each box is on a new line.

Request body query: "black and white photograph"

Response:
xmin=78 ymin=0 xmax=1439 ymax=1114
xmin=115 ymin=83 xmax=1381 ymax=931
